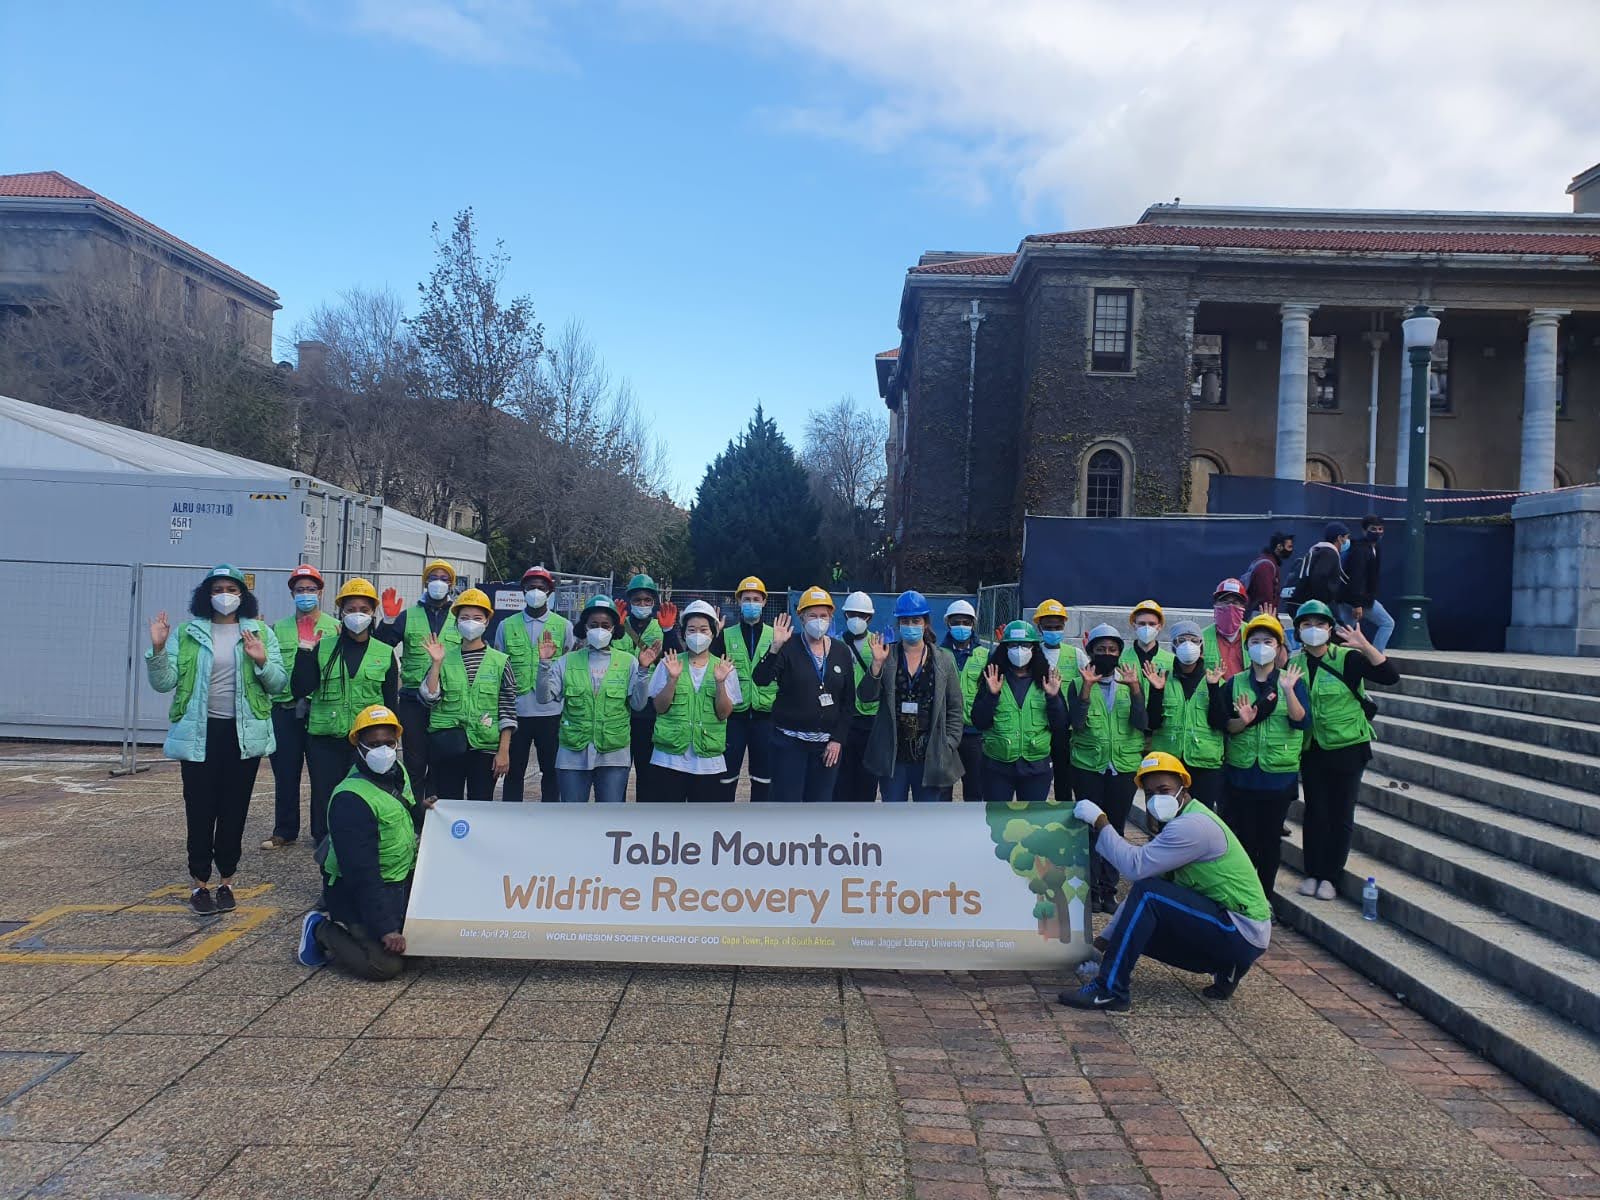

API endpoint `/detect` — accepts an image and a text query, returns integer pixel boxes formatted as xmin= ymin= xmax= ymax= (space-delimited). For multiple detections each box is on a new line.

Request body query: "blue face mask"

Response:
xmin=898 ymin=623 xmax=924 ymax=644
xmin=293 ymin=593 xmax=319 ymax=613
xmin=1040 ymin=629 xmax=1064 ymax=647
xmin=949 ymin=624 xmax=972 ymax=642
xmin=740 ymin=601 xmax=763 ymax=621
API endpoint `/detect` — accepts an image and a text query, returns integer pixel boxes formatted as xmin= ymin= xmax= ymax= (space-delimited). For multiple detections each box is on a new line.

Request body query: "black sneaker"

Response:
xmin=1203 ymin=967 xmax=1242 ymax=1001
xmin=214 ymin=885 xmax=236 ymax=913
xmin=190 ymin=887 xmax=215 ymax=914
xmin=1058 ymin=983 xmax=1130 ymax=1012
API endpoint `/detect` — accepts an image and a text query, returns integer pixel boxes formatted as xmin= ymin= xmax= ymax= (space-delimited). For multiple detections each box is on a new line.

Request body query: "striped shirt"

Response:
xmin=420 ymin=645 xmax=519 ymax=731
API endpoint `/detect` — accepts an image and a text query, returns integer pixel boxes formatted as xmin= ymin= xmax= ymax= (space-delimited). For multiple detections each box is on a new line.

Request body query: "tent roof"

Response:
xmin=382 ymin=505 xmax=485 ymax=565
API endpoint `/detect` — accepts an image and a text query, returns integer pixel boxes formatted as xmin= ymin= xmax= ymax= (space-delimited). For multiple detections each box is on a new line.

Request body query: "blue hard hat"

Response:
xmin=894 ymin=590 xmax=931 ymax=619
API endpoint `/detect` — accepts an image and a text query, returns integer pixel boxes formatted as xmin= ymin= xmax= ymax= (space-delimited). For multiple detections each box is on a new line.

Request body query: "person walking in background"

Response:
xmin=943 ymin=599 xmax=990 ymax=801
xmin=1339 ymin=516 xmax=1395 ymax=652
xmin=969 ymin=621 xmax=1066 ymax=803
xmin=612 ymin=573 xmax=677 ymax=802
xmin=1145 ymin=620 xmax=1230 ymax=811
xmin=643 ymin=600 xmax=739 ymax=801
xmin=835 ymin=591 xmax=881 ymax=802
xmin=1296 ymin=522 xmax=1350 ymax=609
xmin=1291 ymin=600 xmax=1398 ymax=900
xmin=864 ymin=591 xmax=964 ymax=802
xmin=1070 ymin=623 xmax=1150 ymax=913
xmin=265 ymin=565 xmax=337 ymax=850
xmin=146 ymin=565 xmax=286 ymax=914
xmin=1244 ymin=531 xmax=1294 ymax=617
xmin=376 ymin=558 xmax=459 ymax=799
xmin=420 ymin=588 xmax=517 ymax=802
xmin=494 ymin=566 xmax=572 ymax=802
xmin=1203 ymin=578 xmax=1249 ymax=681
xmin=716 ymin=576 xmax=777 ymax=801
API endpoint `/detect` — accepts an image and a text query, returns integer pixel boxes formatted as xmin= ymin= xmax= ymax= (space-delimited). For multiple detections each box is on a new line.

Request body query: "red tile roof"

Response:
xmin=1025 ymin=223 xmax=1600 ymax=258
xmin=908 ymin=253 xmax=1018 ymax=276
xmin=875 ymin=347 xmax=899 ymax=359
xmin=0 ymin=170 xmax=277 ymax=297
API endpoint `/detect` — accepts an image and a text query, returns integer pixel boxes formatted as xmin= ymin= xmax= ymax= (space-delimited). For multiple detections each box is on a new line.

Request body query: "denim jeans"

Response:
xmin=557 ymin=765 xmax=629 ymax=803
xmin=880 ymin=758 xmax=952 ymax=802
xmin=1337 ymin=600 xmax=1395 ymax=652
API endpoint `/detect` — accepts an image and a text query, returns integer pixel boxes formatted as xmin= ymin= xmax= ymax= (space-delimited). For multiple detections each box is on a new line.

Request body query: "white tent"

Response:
xmin=380 ymin=506 xmax=487 ymax=592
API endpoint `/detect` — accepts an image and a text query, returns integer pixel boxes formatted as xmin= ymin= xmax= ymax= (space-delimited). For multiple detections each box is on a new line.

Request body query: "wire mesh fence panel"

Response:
xmin=978 ymin=582 xmax=1021 ymax=640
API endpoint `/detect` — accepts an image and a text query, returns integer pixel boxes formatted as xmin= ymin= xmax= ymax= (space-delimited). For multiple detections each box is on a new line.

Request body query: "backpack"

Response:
xmin=1278 ymin=553 xmax=1309 ymax=604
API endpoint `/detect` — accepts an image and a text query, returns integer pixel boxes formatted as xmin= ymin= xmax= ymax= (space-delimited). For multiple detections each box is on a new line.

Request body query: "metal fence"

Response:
xmin=978 ymin=581 xmax=1022 ymax=640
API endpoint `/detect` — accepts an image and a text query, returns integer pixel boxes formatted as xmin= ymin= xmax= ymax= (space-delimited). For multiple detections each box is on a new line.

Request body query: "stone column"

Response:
xmin=1275 ymin=304 xmax=1316 ymax=480
xmin=1520 ymin=310 xmax=1568 ymax=492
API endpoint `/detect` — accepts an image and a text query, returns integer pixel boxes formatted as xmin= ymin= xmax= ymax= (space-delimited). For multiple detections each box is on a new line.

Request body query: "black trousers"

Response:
xmin=180 ymin=718 xmax=260 ymax=882
xmin=957 ymin=732 xmax=986 ymax=802
xmin=316 ymin=918 xmax=404 ymax=981
xmin=1187 ymin=765 xmax=1225 ymax=812
xmin=1223 ymin=780 xmax=1299 ymax=900
xmin=981 ymin=762 xmax=1052 ymax=804
xmin=630 ymin=713 xmax=662 ymax=803
xmin=721 ymin=711 xmax=772 ymax=802
xmin=1073 ymin=767 xmax=1139 ymax=905
xmin=651 ymin=770 xmax=726 ymax=802
xmin=268 ymin=705 xmax=310 ymax=841
xmin=305 ymin=735 xmax=353 ymax=846
xmin=1301 ymin=760 xmax=1364 ymax=882
xmin=835 ymin=721 xmax=878 ymax=803
xmin=394 ymin=694 xmax=433 ymax=798
xmin=503 ymin=713 xmax=560 ymax=802
xmin=1050 ymin=730 xmax=1074 ymax=805
xmin=429 ymin=734 xmax=496 ymax=801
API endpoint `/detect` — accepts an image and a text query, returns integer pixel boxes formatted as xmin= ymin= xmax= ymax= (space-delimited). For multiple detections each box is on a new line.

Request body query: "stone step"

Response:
xmin=1390 ymin=673 xmax=1600 ymax=726
xmin=1280 ymin=826 xmax=1600 ymax=1038
xmin=1374 ymin=713 xmax=1600 ymax=794
xmin=1370 ymin=741 xmax=1600 ymax=836
xmin=1387 ymin=651 xmax=1600 ymax=698
xmin=1275 ymin=859 xmax=1600 ymax=1133
xmin=1376 ymin=693 xmax=1600 ymax=757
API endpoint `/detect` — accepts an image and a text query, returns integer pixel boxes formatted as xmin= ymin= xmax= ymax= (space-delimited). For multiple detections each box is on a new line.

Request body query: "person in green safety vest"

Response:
xmin=1032 ymin=598 xmax=1081 ymax=810
xmin=1202 ymin=578 xmax=1248 ymax=681
xmin=968 ymin=620 xmax=1067 ymax=804
xmin=1070 ymin=623 xmax=1150 ymax=913
xmin=420 ymin=588 xmax=518 ymax=802
xmin=941 ymin=599 xmax=989 ymax=802
xmin=612 ymin=572 xmax=679 ymax=802
xmin=1120 ymin=600 xmax=1174 ymax=692
xmin=298 ymin=704 xmax=432 ymax=980
xmin=643 ymin=600 xmax=740 ymax=801
xmin=714 ymin=575 xmax=777 ymax=801
xmin=493 ymin=565 xmax=573 ymax=803
xmin=265 ymin=565 xmax=337 ymax=851
xmin=375 ymin=557 xmax=460 ymax=801
xmin=537 ymin=595 xmax=657 ymax=803
xmin=1289 ymin=600 xmax=1398 ymax=903
xmin=1059 ymin=752 xmax=1272 ymax=1012
xmin=834 ymin=591 xmax=880 ymax=802
xmin=290 ymin=577 xmax=398 ymax=852
xmin=1143 ymin=620 xmax=1231 ymax=812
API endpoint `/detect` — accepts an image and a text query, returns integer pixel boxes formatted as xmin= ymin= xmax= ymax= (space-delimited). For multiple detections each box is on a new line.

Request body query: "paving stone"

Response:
xmin=0 ymin=991 xmax=158 ymax=1034
xmin=28 ymin=1139 xmax=237 ymax=1198
xmin=0 ymin=1139 xmax=81 ymax=1200
xmin=726 ymin=1004 xmax=846 ymax=1047
xmin=48 ymin=1033 xmax=219 ymax=1088
xmin=735 ymin=968 xmax=844 ymax=1007
xmin=711 ymin=1094 xmax=854 ymax=1155
xmin=106 ymin=1083 xmax=436 ymax=1147
xmin=718 ymin=1044 xmax=850 ymax=1096
xmin=195 ymin=1143 xmax=385 ymax=1200
xmin=701 ymin=1152 xmax=863 ymax=1200
xmin=1224 ymin=1164 xmax=1392 ymax=1198
xmin=184 ymin=1034 xmax=351 ymax=1084
xmin=483 ymin=996 xmax=615 ymax=1041
xmin=119 ymin=991 xmax=278 ymax=1037
xmin=1149 ymin=1057 xmax=1299 ymax=1107
xmin=1381 ymin=1169 xmax=1549 ymax=1199
xmin=0 ymin=1077 xmax=158 ymax=1142
xmin=1181 ymin=1103 xmax=1351 ymax=1167
xmin=352 ymin=989 xmax=504 ymax=1039
xmin=583 ymin=1041 xmax=721 ymax=1092
xmin=516 ymin=965 xmax=633 ymax=1001
xmin=448 ymin=1037 xmax=593 ymax=1091
xmin=607 ymin=1001 xmax=728 ymax=1044
xmin=622 ymin=968 xmax=735 ymax=1003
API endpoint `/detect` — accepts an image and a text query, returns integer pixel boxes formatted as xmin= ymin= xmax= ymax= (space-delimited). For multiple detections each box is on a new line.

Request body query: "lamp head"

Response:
xmin=1402 ymin=305 xmax=1440 ymax=352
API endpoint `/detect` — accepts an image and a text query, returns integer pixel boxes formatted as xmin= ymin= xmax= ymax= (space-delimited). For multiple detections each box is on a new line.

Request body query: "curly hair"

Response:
xmin=188 ymin=578 xmax=260 ymax=620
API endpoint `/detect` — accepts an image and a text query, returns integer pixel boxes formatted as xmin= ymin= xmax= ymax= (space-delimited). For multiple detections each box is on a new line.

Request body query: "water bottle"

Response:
xmin=1362 ymin=877 xmax=1379 ymax=921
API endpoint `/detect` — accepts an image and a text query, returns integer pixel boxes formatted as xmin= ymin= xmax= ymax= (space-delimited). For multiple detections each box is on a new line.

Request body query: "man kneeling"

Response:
xmin=1059 ymin=751 xmax=1271 ymax=1012
xmin=298 ymin=704 xmax=428 ymax=979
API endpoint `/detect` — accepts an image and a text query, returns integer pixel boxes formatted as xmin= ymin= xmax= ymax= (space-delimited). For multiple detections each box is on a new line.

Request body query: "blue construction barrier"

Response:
xmin=1210 ymin=475 xmax=1523 ymax=521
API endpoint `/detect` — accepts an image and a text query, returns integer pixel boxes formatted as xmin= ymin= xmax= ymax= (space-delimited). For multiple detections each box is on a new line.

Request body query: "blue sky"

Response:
xmin=3 ymin=2 xmax=1595 ymax=499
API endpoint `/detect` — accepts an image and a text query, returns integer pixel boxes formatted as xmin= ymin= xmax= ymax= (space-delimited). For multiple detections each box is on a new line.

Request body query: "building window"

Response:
xmin=1084 ymin=446 xmax=1128 ymax=517
xmin=1307 ymin=336 xmax=1339 ymax=409
xmin=1429 ymin=339 xmax=1451 ymax=413
xmin=1306 ymin=455 xmax=1340 ymax=484
xmin=1090 ymin=289 xmax=1134 ymax=372
xmin=1427 ymin=459 xmax=1453 ymax=490
xmin=183 ymin=279 xmax=198 ymax=327
xmin=1188 ymin=453 xmax=1225 ymax=514
xmin=1190 ymin=334 xmax=1225 ymax=406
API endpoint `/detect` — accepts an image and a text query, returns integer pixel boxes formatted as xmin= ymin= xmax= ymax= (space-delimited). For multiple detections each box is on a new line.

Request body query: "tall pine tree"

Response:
xmin=690 ymin=406 xmax=823 ymax=588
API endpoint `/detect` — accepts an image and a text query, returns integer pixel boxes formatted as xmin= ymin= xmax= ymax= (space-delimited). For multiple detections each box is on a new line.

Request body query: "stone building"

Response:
xmin=878 ymin=164 xmax=1600 ymax=589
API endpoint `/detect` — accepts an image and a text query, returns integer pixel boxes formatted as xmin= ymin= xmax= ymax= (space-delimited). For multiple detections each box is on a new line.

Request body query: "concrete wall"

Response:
xmin=1506 ymin=486 xmax=1600 ymax=656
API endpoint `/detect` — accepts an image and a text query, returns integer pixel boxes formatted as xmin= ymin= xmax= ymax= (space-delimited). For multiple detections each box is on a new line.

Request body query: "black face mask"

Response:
xmin=1091 ymin=652 xmax=1119 ymax=678
xmin=1368 ymin=531 xmax=1383 ymax=542
xmin=1276 ymin=546 xmax=1293 ymax=561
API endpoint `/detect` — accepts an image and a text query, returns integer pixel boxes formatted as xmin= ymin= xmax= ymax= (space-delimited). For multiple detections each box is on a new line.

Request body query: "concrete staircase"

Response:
xmin=1277 ymin=651 xmax=1600 ymax=1130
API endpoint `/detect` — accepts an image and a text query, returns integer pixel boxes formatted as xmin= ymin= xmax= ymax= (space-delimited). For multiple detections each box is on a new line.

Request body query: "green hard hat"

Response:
xmin=1292 ymin=599 xmax=1335 ymax=626
xmin=1000 ymin=619 xmax=1042 ymax=645
xmin=579 ymin=595 xmax=620 ymax=624
xmin=625 ymin=573 xmax=659 ymax=597
xmin=205 ymin=563 xmax=247 ymax=586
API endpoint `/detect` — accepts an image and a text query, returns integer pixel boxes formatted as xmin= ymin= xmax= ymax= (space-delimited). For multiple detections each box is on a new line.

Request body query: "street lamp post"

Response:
xmin=1391 ymin=305 xmax=1440 ymax=650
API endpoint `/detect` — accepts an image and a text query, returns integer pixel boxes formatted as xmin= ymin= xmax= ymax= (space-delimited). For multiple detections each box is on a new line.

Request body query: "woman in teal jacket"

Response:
xmin=146 ymin=564 xmax=286 ymax=914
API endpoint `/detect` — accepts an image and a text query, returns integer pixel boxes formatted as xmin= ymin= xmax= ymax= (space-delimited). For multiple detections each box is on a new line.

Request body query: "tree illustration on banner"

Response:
xmin=984 ymin=800 xmax=1090 ymax=944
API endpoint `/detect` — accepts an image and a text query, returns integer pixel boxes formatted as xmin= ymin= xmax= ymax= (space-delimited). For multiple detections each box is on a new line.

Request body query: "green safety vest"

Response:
xmin=429 ymin=645 xmax=511 ymax=751
xmin=307 ymin=635 xmax=393 ymax=738
xmin=1070 ymin=680 xmax=1146 ymax=774
xmin=983 ymin=678 xmax=1052 ymax=764
xmin=1167 ymin=800 xmax=1272 ymax=922
xmin=501 ymin=610 xmax=571 ymax=694
xmin=1293 ymin=645 xmax=1374 ymax=751
xmin=652 ymin=658 xmax=729 ymax=757
xmin=559 ymin=649 xmax=636 ymax=753
xmin=1150 ymin=669 xmax=1224 ymax=771
xmin=1120 ymin=644 xmax=1175 ymax=702
xmin=170 ymin=621 xmax=274 ymax=722
xmin=400 ymin=604 xmax=458 ymax=690
xmin=722 ymin=622 xmax=777 ymax=714
xmin=324 ymin=767 xmax=418 ymax=886
xmin=270 ymin=612 xmax=338 ymax=706
xmin=956 ymin=644 xmax=991 ymax=726
xmin=613 ymin=617 xmax=663 ymax=658
xmin=1224 ymin=671 xmax=1306 ymax=775
xmin=847 ymin=638 xmax=880 ymax=718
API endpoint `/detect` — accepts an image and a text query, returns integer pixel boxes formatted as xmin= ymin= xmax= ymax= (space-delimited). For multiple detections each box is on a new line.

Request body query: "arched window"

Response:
xmin=1306 ymin=455 xmax=1340 ymax=484
xmin=1555 ymin=464 xmax=1572 ymax=488
xmin=1427 ymin=459 xmax=1453 ymax=490
xmin=1188 ymin=453 xmax=1225 ymax=514
xmin=1084 ymin=447 xmax=1127 ymax=518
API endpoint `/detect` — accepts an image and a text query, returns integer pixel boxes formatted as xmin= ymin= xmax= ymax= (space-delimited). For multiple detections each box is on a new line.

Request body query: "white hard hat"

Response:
xmin=680 ymin=600 xmax=720 ymax=625
xmin=843 ymin=590 xmax=875 ymax=615
xmin=945 ymin=600 xmax=976 ymax=620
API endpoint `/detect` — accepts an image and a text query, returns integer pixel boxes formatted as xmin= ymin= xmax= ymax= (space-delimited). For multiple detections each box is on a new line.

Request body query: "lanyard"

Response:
xmin=805 ymin=639 xmax=829 ymax=683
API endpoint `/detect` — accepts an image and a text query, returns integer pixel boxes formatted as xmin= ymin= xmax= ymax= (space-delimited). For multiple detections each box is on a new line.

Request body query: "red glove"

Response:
xmin=381 ymin=587 xmax=403 ymax=619
xmin=659 ymin=601 xmax=678 ymax=631
xmin=296 ymin=612 xmax=319 ymax=640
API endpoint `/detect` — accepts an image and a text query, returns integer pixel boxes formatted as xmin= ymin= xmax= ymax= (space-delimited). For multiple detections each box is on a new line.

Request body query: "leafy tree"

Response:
xmin=984 ymin=800 xmax=1090 ymax=944
xmin=689 ymin=406 xmax=822 ymax=588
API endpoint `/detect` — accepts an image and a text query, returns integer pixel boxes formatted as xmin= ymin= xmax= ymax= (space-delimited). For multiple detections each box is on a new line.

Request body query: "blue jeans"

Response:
xmin=268 ymin=705 xmax=310 ymax=841
xmin=767 ymin=733 xmax=839 ymax=802
xmin=1099 ymin=877 xmax=1264 ymax=1001
xmin=1337 ymin=600 xmax=1395 ymax=652
xmin=721 ymin=711 xmax=772 ymax=801
xmin=880 ymin=759 xmax=952 ymax=802
xmin=557 ymin=765 xmax=628 ymax=803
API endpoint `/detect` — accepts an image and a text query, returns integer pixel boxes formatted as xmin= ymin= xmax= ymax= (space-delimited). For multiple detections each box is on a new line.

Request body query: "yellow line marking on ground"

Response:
xmin=0 ymin=904 xmax=277 ymax=965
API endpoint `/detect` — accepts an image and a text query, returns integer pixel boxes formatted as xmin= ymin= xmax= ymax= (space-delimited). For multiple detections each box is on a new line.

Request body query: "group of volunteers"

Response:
xmin=144 ymin=546 xmax=1397 ymax=994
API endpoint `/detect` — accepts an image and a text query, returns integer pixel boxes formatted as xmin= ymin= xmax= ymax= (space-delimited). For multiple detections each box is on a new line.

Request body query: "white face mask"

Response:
xmin=1299 ymin=625 xmax=1331 ymax=648
xmin=845 ymin=616 xmax=870 ymax=637
xmin=1007 ymin=646 xmax=1033 ymax=668
xmin=525 ymin=589 xmax=548 ymax=609
xmin=1134 ymin=625 xmax=1159 ymax=646
xmin=457 ymin=618 xmax=487 ymax=642
xmin=426 ymin=579 xmax=450 ymax=601
xmin=1146 ymin=791 xmax=1183 ymax=823
xmin=1248 ymin=641 xmax=1278 ymax=666
xmin=210 ymin=592 xmax=241 ymax=615
xmin=586 ymin=627 xmax=612 ymax=651
xmin=342 ymin=611 xmax=373 ymax=635
xmin=685 ymin=631 xmax=712 ymax=654
xmin=1174 ymin=641 xmax=1202 ymax=665
xmin=803 ymin=617 xmax=830 ymax=640
xmin=360 ymin=744 xmax=398 ymax=775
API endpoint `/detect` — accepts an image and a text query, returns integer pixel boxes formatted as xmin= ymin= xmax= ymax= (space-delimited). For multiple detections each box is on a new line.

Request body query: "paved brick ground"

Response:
xmin=0 ymin=744 xmax=1596 ymax=1199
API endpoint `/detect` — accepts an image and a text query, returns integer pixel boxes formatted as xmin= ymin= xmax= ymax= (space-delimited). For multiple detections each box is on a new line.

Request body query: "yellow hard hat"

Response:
xmin=1135 ymin=751 xmax=1192 ymax=789
xmin=422 ymin=558 xmax=457 ymax=585
xmin=348 ymin=703 xmax=402 ymax=745
xmin=1033 ymin=598 xmax=1068 ymax=622
xmin=736 ymin=575 xmax=768 ymax=598
xmin=334 ymin=578 xmax=379 ymax=606
xmin=1242 ymin=613 xmax=1285 ymax=644
xmin=1129 ymin=599 xmax=1165 ymax=624
xmin=796 ymin=585 xmax=834 ymax=611
xmin=451 ymin=587 xmax=494 ymax=616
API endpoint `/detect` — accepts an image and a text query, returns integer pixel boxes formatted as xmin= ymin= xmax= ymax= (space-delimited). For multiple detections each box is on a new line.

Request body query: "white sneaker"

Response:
xmin=1316 ymin=880 xmax=1337 ymax=901
xmin=1297 ymin=877 xmax=1317 ymax=897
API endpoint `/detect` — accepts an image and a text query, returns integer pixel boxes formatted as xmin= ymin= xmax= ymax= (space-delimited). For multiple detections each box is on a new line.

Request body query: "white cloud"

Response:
xmin=295 ymin=0 xmax=567 ymax=65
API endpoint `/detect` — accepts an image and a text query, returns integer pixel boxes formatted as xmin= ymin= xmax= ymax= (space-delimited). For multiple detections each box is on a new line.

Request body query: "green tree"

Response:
xmin=689 ymin=406 xmax=822 ymax=588
xmin=984 ymin=800 xmax=1090 ymax=944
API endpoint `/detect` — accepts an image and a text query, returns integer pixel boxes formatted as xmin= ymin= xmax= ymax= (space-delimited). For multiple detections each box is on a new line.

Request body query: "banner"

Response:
xmin=404 ymin=800 xmax=1093 ymax=970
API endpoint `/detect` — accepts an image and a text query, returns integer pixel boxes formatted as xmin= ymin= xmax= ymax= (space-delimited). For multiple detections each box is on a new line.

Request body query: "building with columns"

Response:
xmin=877 ymin=165 xmax=1600 ymax=588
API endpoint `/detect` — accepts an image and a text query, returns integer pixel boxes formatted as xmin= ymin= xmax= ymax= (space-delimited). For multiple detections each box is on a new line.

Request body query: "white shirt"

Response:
xmin=645 ymin=660 xmax=742 ymax=775
xmin=206 ymin=623 xmax=241 ymax=719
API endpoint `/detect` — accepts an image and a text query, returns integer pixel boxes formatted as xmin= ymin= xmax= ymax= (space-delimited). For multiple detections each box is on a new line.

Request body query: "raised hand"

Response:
xmin=1339 ymin=623 xmax=1370 ymax=650
xmin=637 ymin=642 xmax=662 ymax=670
xmin=241 ymin=627 xmax=267 ymax=666
xmin=868 ymin=631 xmax=889 ymax=670
xmin=149 ymin=611 xmax=172 ymax=652
xmin=663 ymin=649 xmax=683 ymax=678
xmin=1114 ymin=664 xmax=1139 ymax=687
xmin=424 ymin=633 xmax=446 ymax=665
xmin=1079 ymin=662 xmax=1100 ymax=689
xmin=713 ymin=656 xmax=734 ymax=683
xmin=295 ymin=611 xmax=319 ymax=640
xmin=538 ymin=630 xmax=558 ymax=662
xmin=983 ymin=663 xmax=1002 ymax=694
xmin=1282 ymin=662 xmax=1304 ymax=690
xmin=1234 ymin=695 xmax=1257 ymax=726
xmin=381 ymin=588 xmax=403 ymax=620
xmin=771 ymin=612 xmax=793 ymax=649
xmin=298 ymin=626 xmax=324 ymax=652
xmin=1205 ymin=666 xmax=1225 ymax=686
xmin=1142 ymin=660 xmax=1167 ymax=690
xmin=1043 ymin=667 xmax=1062 ymax=697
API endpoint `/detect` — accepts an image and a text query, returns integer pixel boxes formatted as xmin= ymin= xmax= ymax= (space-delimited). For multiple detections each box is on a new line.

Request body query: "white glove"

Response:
xmin=1073 ymin=799 xmax=1104 ymax=826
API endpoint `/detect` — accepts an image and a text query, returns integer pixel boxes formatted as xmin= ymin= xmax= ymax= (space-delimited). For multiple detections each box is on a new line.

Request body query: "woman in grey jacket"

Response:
xmin=862 ymin=591 xmax=965 ymax=801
